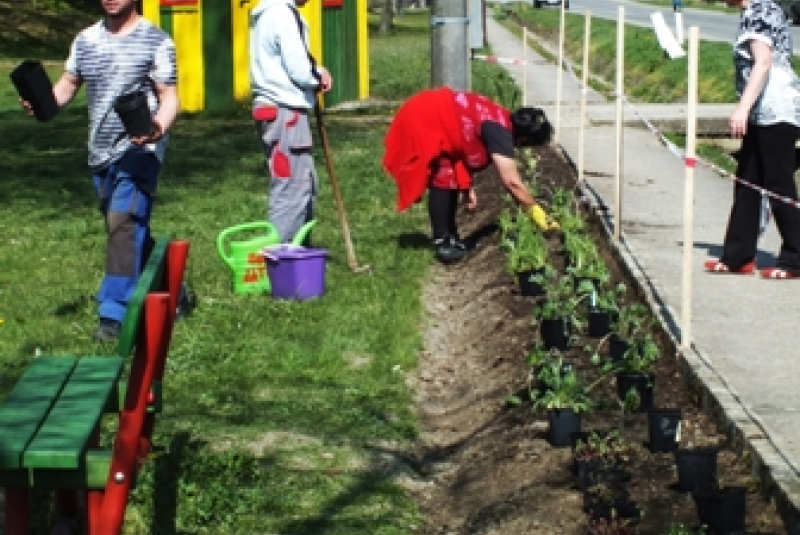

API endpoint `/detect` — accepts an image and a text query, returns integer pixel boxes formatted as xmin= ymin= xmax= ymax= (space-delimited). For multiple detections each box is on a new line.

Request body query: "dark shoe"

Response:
xmin=93 ymin=318 xmax=121 ymax=342
xmin=433 ymin=235 xmax=470 ymax=264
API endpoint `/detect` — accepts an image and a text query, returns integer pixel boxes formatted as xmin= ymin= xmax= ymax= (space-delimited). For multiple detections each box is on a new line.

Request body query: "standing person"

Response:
xmin=19 ymin=0 xmax=179 ymax=341
xmin=250 ymin=0 xmax=332 ymax=244
xmin=705 ymin=0 xmax=800 ymax=278
xmin=382 ymin=87 xmax=558 ymax=264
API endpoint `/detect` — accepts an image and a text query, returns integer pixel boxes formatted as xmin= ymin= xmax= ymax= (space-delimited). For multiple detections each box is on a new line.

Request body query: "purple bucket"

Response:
xmin=264 ymin=245 xmax=327 ymax=300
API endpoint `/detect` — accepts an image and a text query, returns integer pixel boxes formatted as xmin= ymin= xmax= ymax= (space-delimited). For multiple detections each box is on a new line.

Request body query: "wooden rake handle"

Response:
xmin=313 ymin=100 xmax=363 ymax=271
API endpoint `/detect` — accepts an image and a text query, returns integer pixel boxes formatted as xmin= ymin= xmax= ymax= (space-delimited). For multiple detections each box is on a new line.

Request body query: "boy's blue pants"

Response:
xmin=92 ymin=150 xmax=159 ymax=323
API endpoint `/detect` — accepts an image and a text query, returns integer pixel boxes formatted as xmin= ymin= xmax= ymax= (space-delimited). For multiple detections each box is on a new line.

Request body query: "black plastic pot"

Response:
xmin=609 ymin=334 xmax=630 ymax=362
xmin=587 ymin=307 xmax=615 ymax=338
xmin=693 ymin=486 xmax=746 ymax=535
xmin=540 ymin=317 xmax=570 ymax=350
xmin=575 ymin=459 xmax=598 ymax=489
xmin=616 ymin=372 xmax=654 ymax=413
xmin=674 ymin=448 xmax=718 ymax=495
xmin=10 ymin=60 xmax=58 ymax=122
xmin=114 ymin=90 xmax=152 ymax=136
xmin=646 ymin=408 xmax=682 ymax=453
xmin=516 ymin=268 xmax=545 ymax=297
xmin=547 ymin=408 xmax=581 ymax=448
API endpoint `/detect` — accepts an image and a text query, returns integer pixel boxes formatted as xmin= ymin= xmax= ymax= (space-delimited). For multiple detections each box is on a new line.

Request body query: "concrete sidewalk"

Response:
xmin=484 ymin=15 xmax=800 ymax=530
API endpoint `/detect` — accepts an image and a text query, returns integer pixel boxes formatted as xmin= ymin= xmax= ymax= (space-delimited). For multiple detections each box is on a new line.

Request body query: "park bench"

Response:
xmin=0 ymin=237 xmax=190 ymax=535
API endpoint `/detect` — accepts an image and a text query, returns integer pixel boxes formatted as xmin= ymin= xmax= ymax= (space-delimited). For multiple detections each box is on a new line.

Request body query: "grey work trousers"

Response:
xmin=255 ymin=107 xmax=318 ymax=243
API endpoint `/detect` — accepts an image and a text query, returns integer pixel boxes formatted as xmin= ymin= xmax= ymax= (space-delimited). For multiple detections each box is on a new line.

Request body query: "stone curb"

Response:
xmin=559 ymin=143 xmax=800 ymax=532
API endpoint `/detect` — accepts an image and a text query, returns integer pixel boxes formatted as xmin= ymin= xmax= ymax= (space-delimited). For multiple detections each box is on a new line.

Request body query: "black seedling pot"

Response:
xmin=587 ymin=307 xmax=615 ymax=338
xmin=517 ymin=268 xmax=545 ymax=297
xmin=540 ymin=317 xmax=570 ymax=350
xmin=114 ymin=90 xmax=152 ymax=136
xmin=547 ymin=408 xmax=581 ymax=448
xmin=646 ymin=408 xmax=682 ymax=453
xmin=693 ymin=486 xmax=746 ymax=535
xmin=11 ymin=60 xmax=58 ymax=122
xmin=674 ymin=448 xmax=718 ymax=495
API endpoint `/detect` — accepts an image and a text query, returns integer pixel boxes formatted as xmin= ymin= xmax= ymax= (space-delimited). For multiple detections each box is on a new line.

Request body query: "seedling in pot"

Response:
xmin=506 ymin=343 xmax=563 ymax=407
xmin=574 ymin=428 xmax=644 ymax=469
xmin=500 ymin=207 xmax=548 ymax=274
xmin=531 ymin=356 xmax=594 ymax=413
xmin=532 ymin=267 xmax=590 ymax=339
xmin=550 ymin=186 xmax=586 ymax=234
xmin=587 ymin=303 xmax=657 ymax=372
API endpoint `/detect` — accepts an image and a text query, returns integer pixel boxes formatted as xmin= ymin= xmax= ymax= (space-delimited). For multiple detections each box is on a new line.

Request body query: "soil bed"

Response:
xmin=409 ymin=144 xmax=787 ymax=535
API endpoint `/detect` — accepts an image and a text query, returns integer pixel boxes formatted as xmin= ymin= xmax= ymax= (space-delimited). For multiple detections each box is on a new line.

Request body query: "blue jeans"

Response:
xmin=92 ymin=150 xmax=160 ymax=322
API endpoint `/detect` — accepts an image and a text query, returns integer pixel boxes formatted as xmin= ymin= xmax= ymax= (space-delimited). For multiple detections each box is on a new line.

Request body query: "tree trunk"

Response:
xmin=379 ymin=0 xmax=393 ymax=34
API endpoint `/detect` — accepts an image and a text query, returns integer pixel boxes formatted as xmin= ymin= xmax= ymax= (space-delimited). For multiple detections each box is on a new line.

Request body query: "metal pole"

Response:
xmin=431 ymin=0 xmax=469 ymax=89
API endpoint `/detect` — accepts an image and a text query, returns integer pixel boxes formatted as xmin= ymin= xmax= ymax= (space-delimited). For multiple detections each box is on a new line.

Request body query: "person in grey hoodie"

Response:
xmin=250 ymin=0 xmax=332 ymax=244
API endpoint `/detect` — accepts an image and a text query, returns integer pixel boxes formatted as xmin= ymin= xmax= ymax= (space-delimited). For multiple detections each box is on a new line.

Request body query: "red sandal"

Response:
xmin=703 ymin=259 xmax=756 ymax=274
xmin=759 ymin=267 xmax=800 ymax=279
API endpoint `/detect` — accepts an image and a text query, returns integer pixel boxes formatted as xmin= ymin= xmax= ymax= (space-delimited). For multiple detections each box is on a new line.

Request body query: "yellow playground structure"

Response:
xmin=142 ymin=0 xmax=369 ymax=111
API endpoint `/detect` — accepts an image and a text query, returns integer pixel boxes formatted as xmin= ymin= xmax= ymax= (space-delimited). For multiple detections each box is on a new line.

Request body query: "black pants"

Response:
xmin=428 ymin=187 xmax=459 ymax=240
xmin=721 ymin=122 xmax=800 ymax=270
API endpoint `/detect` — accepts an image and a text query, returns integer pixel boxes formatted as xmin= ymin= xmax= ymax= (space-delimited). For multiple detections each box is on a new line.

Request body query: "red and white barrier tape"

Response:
xmin=472 ymin=54 xmax=526 ymax=65
xmin=472 ymin=54 xmax=547 ymax=66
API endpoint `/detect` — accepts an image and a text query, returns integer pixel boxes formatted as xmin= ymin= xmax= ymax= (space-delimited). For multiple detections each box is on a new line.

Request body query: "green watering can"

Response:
xmin=217 ymin=220 xmax=316 ymax=295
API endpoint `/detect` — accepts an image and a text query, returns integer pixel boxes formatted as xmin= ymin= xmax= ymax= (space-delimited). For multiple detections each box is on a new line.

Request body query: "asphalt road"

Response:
xmin=542 ymin=0 xmax=800 ymax=55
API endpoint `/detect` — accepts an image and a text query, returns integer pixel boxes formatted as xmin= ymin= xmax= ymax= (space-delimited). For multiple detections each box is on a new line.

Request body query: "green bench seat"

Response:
xmin=0 ymin=237 xmax=174 ymax=491
xmin=24 ymin=357 xmax=124 ymax=470
xmin=0 ymin=357 xmax=77 ymax=470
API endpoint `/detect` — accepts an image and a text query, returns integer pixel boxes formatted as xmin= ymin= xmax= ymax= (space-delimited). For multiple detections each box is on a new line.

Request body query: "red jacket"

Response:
xmin=382 ymin=87 xmax=511 ymax=211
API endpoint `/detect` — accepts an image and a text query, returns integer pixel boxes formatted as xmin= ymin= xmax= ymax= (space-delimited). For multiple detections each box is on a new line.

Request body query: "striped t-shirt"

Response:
xmin=65 ymin=18 xmax=177 ymax=170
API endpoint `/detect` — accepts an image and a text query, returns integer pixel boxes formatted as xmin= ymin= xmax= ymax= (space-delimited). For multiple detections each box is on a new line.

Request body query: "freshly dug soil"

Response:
xmin=409 ymin=144 xmax=787 ymax=535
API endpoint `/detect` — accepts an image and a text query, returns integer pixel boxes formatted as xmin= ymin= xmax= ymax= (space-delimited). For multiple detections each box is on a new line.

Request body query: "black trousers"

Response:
xmin=720 ymin=122 xmax=800 ymax=270
xmin=428 ymin=187 xmax=459 ymax=240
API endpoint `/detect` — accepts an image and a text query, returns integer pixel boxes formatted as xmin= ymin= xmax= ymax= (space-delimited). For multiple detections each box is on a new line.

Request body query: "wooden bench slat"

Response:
xmin=30 ymin=450 xmax=114 ymax=490
xmin=24 ymin=358 xmax=124 ymax=470
xmin=0 ymin=357 xmax=77 ymax=469
xmin=116 ymin=238 xmax=170 ymax=358
xmin=0 ymin=451 xmax=114 ymax=490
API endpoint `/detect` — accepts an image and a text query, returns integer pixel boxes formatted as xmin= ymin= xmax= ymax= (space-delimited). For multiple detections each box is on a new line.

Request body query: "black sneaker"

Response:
xmin=433 ymin=235 xmax=470 ymax=264
xmin=93 ymin=318 xmax=121 ymax=342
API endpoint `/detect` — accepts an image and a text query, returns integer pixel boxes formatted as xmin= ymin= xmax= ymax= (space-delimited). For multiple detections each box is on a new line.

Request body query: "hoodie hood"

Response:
xmin=249 ymin=0 xmax=319 ymax=109
xmin=251 ymin=0 xmax=292 ymax=19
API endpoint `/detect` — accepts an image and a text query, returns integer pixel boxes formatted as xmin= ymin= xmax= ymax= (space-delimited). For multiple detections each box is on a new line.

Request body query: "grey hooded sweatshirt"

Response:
xmin=249 ymin=0 xmax=321 ymax=110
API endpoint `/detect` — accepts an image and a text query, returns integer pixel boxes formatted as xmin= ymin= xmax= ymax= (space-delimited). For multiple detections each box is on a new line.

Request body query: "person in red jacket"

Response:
xmin=383 ymin=86 xmax=557 ymax=264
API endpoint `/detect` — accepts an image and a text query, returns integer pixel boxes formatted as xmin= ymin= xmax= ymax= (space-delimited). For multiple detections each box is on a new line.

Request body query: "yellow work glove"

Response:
xmin=528 ymin=204 xmax=559 ymax=231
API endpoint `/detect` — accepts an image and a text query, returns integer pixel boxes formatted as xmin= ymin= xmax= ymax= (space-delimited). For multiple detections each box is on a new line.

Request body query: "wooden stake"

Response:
xmin=681 ymin=27 xmax=699 ymax=353
xmin=614 ymin=6 xmax=625 ymax=242
xmin=556 ymin=1 xmax=565 ymax=143
xmin=578 ymin=10 xmax=591 ymax=185
xmin=523 ymin=28 xmax=528 ymax=106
